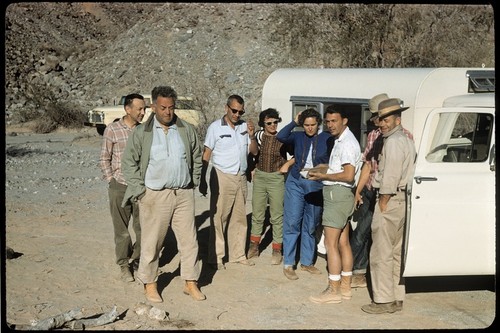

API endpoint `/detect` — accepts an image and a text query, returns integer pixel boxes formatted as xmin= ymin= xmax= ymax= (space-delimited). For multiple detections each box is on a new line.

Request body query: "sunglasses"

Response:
xmin=265 ymin=120 xmax=280 ymax=126
xmin=228 ymin=105 xmax=245 ymax=116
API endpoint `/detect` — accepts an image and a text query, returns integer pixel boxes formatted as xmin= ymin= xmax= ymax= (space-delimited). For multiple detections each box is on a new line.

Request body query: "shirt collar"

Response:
xmin=153 ymin=116 xmax=177 ymax=130
xmin=221 ymin=116 xmax=243 ymax=127
xmin=336 ymin=126 xmax=351 ymax=142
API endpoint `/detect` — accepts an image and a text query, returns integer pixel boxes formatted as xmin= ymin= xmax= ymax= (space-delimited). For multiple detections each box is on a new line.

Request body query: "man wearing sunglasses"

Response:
xmin=247 ymin=108 xmax=295 ymax=265
xmin=200 ymin=95 xmax=258 ymax=270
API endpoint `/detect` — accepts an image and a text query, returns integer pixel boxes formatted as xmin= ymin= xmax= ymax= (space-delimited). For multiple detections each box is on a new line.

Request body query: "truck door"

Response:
xmin=403 ymin=108 xmax=495 ymax=277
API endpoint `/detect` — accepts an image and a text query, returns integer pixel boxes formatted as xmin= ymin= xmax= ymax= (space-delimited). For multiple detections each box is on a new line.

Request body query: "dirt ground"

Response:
xmin=3 ymin=125 xmax=496 ymax=330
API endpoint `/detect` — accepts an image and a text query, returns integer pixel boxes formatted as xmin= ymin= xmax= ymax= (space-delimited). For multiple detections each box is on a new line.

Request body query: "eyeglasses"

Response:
xmin=265 ymin=120 xmax=280 ymax=126
xmin=227 ymin=105 xmax=245 ymax=116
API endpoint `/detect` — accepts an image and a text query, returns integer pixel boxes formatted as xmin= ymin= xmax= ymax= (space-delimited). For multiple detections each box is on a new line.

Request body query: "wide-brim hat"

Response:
xmin=369 ymin=93 xmax=389 ymax=121
xmin=377 ymin=98 xmax=409 ymax=120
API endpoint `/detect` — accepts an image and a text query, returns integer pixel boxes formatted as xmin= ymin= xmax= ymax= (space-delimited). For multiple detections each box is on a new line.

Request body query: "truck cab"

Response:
xmin=403 ymin=92 xmax=495 ymax=276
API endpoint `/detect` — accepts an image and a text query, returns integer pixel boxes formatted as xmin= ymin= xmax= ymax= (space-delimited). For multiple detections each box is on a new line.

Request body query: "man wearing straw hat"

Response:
xmin=350 ymin=94 xmax=413 ymax=289
xmin=361 ymin=97 xmax=416 ymax=314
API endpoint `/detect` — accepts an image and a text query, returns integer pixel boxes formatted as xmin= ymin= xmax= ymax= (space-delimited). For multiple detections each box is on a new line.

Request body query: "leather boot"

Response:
xmin=247 ymin=241 xmax=259 ymax=259
xmin=341 ymin=275 xmax=352 ymax=299
xmin=271 ymin=243 xmax=282 ymax=265
xmin=351 ymin=273 xmax=367 ymax=288
xmin=183 ymin=280 xmax=206 ymax=301
xmin=309 ymin=279 xmax=342 ymax=304
xmin=144 ymin=282 xmax=163 ymax=303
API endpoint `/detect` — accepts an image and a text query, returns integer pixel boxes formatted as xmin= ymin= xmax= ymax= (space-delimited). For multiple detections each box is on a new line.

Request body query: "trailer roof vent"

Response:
xmin=467 ymin=70 xmax=495 ymax=93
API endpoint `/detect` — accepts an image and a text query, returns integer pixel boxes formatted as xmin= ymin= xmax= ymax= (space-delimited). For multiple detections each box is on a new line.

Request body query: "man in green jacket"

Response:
xmin=121 ymin=85 xmax=205 ymax=303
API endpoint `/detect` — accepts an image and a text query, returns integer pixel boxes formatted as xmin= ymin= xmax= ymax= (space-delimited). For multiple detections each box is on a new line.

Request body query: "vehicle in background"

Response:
xmin=84 ymin=94 xmax=199 ymax=135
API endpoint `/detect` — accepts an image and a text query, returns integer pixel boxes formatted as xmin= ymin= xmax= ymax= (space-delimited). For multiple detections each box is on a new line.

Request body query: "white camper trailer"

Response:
xmin=262 ymin=68 xmax=495 ymax=277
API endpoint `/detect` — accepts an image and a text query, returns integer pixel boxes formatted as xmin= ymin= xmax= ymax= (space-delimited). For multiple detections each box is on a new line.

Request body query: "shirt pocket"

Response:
xmin=216 ymin=135 xmax=236 ymax=150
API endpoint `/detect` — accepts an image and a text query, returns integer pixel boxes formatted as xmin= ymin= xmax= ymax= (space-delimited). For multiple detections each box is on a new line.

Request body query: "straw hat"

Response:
xmin=368 ymin=93 xmax=389 ymax=121
xmin=377 ymin=98 xmax=409 ymax=120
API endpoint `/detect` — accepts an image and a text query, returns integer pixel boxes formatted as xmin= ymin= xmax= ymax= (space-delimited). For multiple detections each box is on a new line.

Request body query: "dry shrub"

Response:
xmin=25 ymin=81 xmax=87 ymax=133
xmin=270 ymin=4 xmax=494 ymax=68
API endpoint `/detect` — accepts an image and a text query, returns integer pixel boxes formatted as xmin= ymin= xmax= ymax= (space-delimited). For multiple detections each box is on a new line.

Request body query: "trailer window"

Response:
xmin=425 ymin=112 xmax=493 ymax=163
xmin=291 ymin=103 xmax=320 ymax=132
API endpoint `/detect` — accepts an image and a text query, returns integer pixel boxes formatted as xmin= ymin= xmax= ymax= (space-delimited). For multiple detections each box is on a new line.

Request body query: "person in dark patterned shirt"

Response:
xmin=247 ymin=108 xmax=294 ymax=265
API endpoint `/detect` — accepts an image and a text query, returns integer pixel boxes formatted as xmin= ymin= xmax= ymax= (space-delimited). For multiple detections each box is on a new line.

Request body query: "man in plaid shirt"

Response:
xmin=350 ymin=94 xmax=413 ymax=289
xmin=99 ymin=93 xmax=146 ymax=283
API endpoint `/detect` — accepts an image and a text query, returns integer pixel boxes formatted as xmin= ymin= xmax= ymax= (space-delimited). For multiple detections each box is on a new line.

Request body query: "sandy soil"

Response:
xmin=3 ymin=125 xmax=495 ymax=330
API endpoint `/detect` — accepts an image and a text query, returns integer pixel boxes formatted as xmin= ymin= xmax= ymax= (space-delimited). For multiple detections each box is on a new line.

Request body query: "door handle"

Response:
xmin=414 ymin=176 xmax=438 ymax=184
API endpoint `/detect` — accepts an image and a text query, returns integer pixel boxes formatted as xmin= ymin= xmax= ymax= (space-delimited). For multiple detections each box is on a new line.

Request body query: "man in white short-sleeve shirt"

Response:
xmin=308 ymin=105 xmax=361 ymax=304
xmin=200 ymin=95 xmax=258 ymax=270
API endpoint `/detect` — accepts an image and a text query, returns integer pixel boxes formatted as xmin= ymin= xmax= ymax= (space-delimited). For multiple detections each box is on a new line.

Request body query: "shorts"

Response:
xmin=322 ymin=184 xmax=355 ymax=229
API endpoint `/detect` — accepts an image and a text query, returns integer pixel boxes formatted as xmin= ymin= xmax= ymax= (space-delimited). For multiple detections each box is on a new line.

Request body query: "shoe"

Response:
xmin=351 ymin=273 xmax=367 ymax=288
xmin=247 ymin=241 xmax=259 ymax=259
xmin=300 ymin=264 xmax=322 ymax=275
xmin=340 ymin=275 xmax=352 ymax=299
xmin=283 ymin=266 xmax=299 ymax=280
xmin=271 ymin=249 xmax=282 ymax=265
xmin=183 ymin=281 xmax=206 ymax=301
xmin=361 ymin=302 xmax=397 ymax=314
xmin=132 ymin=259 xmax=140 ymax=272
xmin=144 ymin=282 xmax=163 ymax=303
xmin=309 ymin=280 xmax=342 ymax=304
xmin=120 ymin=266 xmax=135 ymax=282
xmin=235 ymin=259 xmax=255 ymax=266
xmin=394 ymin=300 xmax=403 ymax=312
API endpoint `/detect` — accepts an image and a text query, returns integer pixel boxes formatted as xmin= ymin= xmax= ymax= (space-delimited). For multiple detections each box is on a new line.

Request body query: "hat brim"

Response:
xmin=378 ymin=106 xmax=409 ymax=120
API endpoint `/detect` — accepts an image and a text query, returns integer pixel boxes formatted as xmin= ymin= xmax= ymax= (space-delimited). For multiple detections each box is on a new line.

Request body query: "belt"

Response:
xmin=373 ymin=187 xmax=406 ymax=195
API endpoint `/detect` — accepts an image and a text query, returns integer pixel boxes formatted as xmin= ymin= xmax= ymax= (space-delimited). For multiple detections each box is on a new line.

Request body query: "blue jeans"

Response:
xmin=350 ymin=186 xmax=375 ymax=274
xmin=283 ymin=174 xmax=323 ymax=267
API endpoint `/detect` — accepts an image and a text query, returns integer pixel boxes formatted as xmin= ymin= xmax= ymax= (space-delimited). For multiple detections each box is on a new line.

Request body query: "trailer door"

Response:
xmin=403 ymin=107 xmax=495 ymax=277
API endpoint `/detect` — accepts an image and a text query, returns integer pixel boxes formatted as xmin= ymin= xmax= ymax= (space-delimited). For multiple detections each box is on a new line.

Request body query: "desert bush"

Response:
xmin=25 ymin=81 xmax=87 ymax=133
xmin=173 ymin=79 xmax=226 ymax=141
xmin=270 ymin=4 xmax=494 ymax=68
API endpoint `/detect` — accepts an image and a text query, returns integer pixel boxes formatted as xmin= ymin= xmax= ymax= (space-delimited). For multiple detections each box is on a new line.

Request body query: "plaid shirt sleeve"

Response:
xmin=99 ymin=127 xmax=114 ymax=182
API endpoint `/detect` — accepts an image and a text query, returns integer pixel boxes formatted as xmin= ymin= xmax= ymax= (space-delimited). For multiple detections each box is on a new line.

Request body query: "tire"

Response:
xmin=97 ymin=125 xmax=106 ymax=136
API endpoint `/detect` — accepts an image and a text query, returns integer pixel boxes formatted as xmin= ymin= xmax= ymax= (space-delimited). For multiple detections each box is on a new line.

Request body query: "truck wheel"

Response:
xmin=97 ymin=125 xmax=106 ymax=136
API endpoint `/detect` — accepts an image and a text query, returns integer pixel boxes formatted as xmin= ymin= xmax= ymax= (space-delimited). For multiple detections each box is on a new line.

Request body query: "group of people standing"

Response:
xmin=99 ymin=85 xmax=416 ymax=315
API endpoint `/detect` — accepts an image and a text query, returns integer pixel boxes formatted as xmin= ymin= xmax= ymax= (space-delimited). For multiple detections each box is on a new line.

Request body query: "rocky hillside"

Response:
xmin=4 ymin=4 xmax=297 ymax=122
xmin=4 ymin=3 xmax=495 ymax=135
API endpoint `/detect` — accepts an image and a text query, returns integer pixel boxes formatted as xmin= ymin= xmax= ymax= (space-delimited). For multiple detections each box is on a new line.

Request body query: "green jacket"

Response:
xmin=121 ymin=113 xmax=202 ymax=207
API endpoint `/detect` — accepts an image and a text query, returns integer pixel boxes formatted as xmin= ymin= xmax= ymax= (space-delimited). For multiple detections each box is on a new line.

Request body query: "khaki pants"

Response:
xmin=369 ymin=191 xmax=406 ymax=303
xmin=208 ymin=168 xmax=248 ymax=264
xmin=137 ymin=187 xmax=201 ymax=284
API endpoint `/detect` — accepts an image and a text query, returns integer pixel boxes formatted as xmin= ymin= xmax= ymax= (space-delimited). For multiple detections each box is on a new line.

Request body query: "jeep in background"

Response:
xmin=84 ymin=94 xmax=200 ymax=135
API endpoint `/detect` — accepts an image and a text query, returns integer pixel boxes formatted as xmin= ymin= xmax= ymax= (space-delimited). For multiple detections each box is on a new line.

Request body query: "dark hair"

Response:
xmin=227 ymin=94 xmax=244 ymax=106
xmin=298 ymin=108 xmax=322 ymax=127
xmin=324 ymin=104 xmax=349 ymax=119
xmin=258 ymin=108 xmax=281 ymax=127
xmin=152 ymin=86 xmax=177 ymax=103
xmin=124 ymin=93 xmax=144 ymax=109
